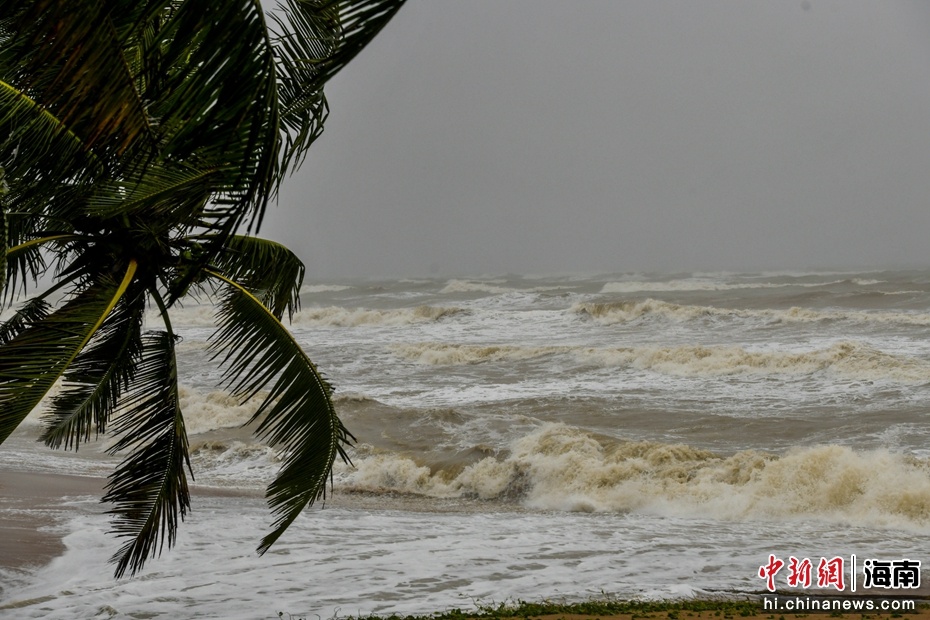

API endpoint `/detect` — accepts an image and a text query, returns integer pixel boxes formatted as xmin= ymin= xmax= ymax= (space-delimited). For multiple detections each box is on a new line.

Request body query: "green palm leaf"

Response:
xmin=0 ymin=261 xmax=137 ymax=444
xmin=211 ymin=235 xmax=305 ymax=320
xmin=85 ymin=164 xmax=223 ymax=220
xmin=0 ymin=168 xmax=7 ymax=291
xmin=207 ymin=271 xmax=351 ymax=555
xmin=4 ymin=234 xmax=82 ymax=303
xmin=103 ymin=329 xmax=191 ymax=579
xmin=0 ymin=79 xmax=105 ymax=191
xmin=271 ymin=0 xmax=408 ymax=176
xmin=0 ymin=296 xmax=50 ymax=345
xmin=41 ymin=287 xmax=146 ymax=451
xmin=0 ymin=0 xmax=159 ymax=158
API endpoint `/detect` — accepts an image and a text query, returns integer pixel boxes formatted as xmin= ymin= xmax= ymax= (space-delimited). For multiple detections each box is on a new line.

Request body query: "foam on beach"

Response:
xmin=336 ymin=423 xmax=930 ymax=532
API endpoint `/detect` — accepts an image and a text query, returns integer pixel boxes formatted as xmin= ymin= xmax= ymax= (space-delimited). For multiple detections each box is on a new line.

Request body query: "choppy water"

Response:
xmin=2 ymin=269 xmax=929 ymax=617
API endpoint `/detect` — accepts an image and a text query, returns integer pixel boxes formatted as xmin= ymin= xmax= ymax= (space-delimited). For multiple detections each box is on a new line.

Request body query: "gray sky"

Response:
xmin=265 ymin=0 xmax=930 ymax=278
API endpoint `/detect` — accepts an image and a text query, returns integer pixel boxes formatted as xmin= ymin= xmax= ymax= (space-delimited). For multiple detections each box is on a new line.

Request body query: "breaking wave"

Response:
xmin=440 ymin=279 xmax=515 ymax=294
xmin=599 ymin=278 xmax=883 ymax=293
xmin=300 ymin=284 xmax=353 ymax=294
xmin=292 ymin=305 xmax=468 ymax=327
xmin=337 ymin=423 xmax=930 ymax=532
xmin=572 ymin=299 xmax=930 ymax=326
xmin=390 ymin=341 xmax=930 ymax=383
xmin=178 ymin=387 xmax=265 ymax=435
xmin=390 ymin=343 xmax=566 ymax=365
xmin=578 ymin=341 xmax=930 ymax=382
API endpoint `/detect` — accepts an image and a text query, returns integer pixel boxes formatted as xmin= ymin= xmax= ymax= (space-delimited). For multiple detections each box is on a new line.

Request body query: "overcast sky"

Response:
xmin=265 ymin=0 xmax=930 ymax=279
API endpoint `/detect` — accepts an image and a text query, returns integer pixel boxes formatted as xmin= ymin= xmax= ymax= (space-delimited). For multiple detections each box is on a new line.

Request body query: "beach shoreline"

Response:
xmin=0 ymin=468 xmax=263 ymax=574
xmin=0 ymin=469 xmax=104 ymax=572
xmin=3 ymin=468 xmax=928 ymax=618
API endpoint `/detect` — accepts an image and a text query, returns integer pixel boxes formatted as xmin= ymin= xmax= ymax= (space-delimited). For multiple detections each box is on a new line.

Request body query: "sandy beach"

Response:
xmin=0 ymin=468 xmax=259 ymax=572
xmin=0 ymin=469 xmax=104 ymax=571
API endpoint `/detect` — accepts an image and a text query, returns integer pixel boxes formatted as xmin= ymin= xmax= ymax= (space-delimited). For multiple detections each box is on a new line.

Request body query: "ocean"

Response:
xmin=1 ymin=269 xmax=928 ymax=618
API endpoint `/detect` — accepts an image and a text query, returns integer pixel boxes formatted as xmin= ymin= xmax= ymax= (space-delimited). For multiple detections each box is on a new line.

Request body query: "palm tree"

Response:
xmin=0 ymin=0 xmax=405 ymax=577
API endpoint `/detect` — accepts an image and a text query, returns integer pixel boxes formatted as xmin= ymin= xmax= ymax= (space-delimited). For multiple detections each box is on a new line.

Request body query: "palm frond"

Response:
xmin=0 ymin=0 xmax=158 ymax=159
xmin=0 ymin=261 xmax=136 ymax=445
xmin=0 ymin=78 xmax=104 ymax=187
xmin=0 ymin=295 xmax=50 ymax=345
xmin=0 ymin=199 xmax=6 ymax=293
xmin=103 ymin=329 xmax=191 ymax=579
xmin=4 ymin=234 xmax=81 ymax=304
xmin=207 ymin=271 xmax=351 ymax=555
xmin=211 ymin=235 xmax=305 ymax=320
xmin=147 ymin=0 xmax=280 ymax=234
xmin=41 ymin=286 xmax=146 ymax=451
xmin=270 ymin=0 xmax=407 ymax=176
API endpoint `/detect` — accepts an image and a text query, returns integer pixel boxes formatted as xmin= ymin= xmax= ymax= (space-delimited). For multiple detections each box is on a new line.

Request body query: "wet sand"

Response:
xmin=0 ymin=469 xmax=104 ymax=571
xmin=0 ymin=469 xmax=260 ymax=572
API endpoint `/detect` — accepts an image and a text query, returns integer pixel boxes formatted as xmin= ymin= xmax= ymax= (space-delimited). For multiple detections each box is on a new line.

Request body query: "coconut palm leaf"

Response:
xmin=0 ymin=0 xmax=158 ymax=157
xmin=207 ymin=271 xmax=351 ymax=555
xmin=103 ymin=329 xmax=191 ymax=579
xmin=271 ymin=0 xmax=408 ymax=176
xmin=41 ymin=287 xmax=146 ymax=451
xmin=4 ymin=234 xmax=82 ymax=303
xmin=0 ymin=168 xmax=7 ymax=290
xmin=0 ymin=72 xmax=106 ymax=191
xmin=0 ymin=295 xmax=50 ymax=345
xmin=0 ymin=261 xmax=137 ymax=444
xmin=211 ymin=235 xmax=305 ymax=320
xmin=85 ymin=164 xmax=223 ymax=220
xmin=143 ymin=0 xmax=280 ymax=234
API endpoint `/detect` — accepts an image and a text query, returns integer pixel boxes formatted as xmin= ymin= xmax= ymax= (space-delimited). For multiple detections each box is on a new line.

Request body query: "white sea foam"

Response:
xmin=189 ymin=440 xmax=280 ymax=486
xmin=178 ymin=387 xmax=265 ymax=435
xmin=338 ymin=423 xmax=930 ymax=532
xmin=390 ymin=342 xmax=566 ymax=365
xmin=292 ymin=305 xmax=467 ymax=327
xmin=599 ymin=278 xmax=884 ymax=293
xmin=600 ymin=279 xmax=782 ymax=293
xmin=389 ymin=341 xmax=930 ymax=383
xmin=440 ymin=279 xmax=515 ymax=294
xmin=146 ymin=302 xmax=468 ymax=329
xmin=300 ymin=284 xmax=353 ymax=294
xmin=578 ymin=341 xmax=930 ymax=382
xmin=156 ymin=303 xmax=218 ymax=327
xmin=573 ymin=299 xmax=930 ymax=326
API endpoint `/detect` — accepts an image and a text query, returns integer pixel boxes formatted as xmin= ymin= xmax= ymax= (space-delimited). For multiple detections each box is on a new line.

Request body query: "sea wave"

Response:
xmin=300 ymin=284 xmax=353 ymax=294
xmin=337 ymin=423 xmax=930 ymax=532
xmin=572 ymin=299 xmax=930 ymax=326
xmin=390 ymin=342 xmax=566 ymax=365
xmin=389 ymin=341 xmax=930 ymax=383
xmin=179 ymin=387 xmax=265 ymax=435
xmin=146 ymin=303 xmax=468 ymax=328
xmin=440 ymin=279 xmax=515 ymax=294
xmin=292 ymin=305 xmax=467 ymax=327
xmin=578 ymin=341 xmax=930 ymax=382
xmin=597 ymin=278 xmax=883 ymax=294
